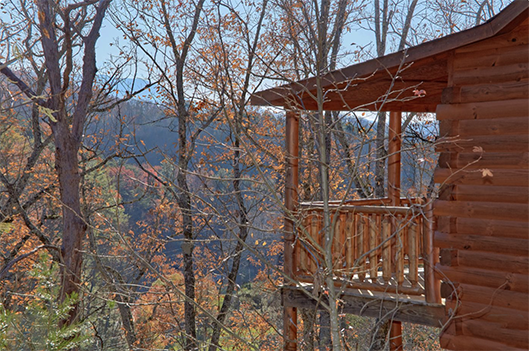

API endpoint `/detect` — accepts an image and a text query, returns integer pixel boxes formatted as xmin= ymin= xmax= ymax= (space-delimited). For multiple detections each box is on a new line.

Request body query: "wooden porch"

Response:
xmin=251 ymin=3 xmax=529 ymax=350
xmin=293 ymin=198 xmax=441 ymax=303
xmin=277 ymin=109 xmax=445 ymax=350
xmin=282 ymin=197 xmax=445 ymax=329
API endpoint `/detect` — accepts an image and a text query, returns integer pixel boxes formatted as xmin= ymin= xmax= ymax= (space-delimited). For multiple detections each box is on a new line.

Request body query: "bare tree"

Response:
xmin=0 ymin=1 xmax=113 ymax=334
xmin=114 ymin=0 xmax=212 ymax=348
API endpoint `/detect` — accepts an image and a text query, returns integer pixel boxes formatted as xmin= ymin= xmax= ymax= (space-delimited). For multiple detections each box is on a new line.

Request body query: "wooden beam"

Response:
xmin=444 ymin=282 xmax=529 ymax=312
xmin=458 ymin=115 xmax=529 ymax=137
xmin=389 ymin=321 xmax=403 ymax=351
xmin=451 ymin=185 xmax=529 ymax=204
xmin=434 ymin=200 xmax=529 ymax=222
xmin=453 ymin=152 xmax=529 ymax=170
xmin=435 ymin=231 xmax=529 ymax=257
xmin=292 ymin=276 xmax=425 ymax=296
xmin=436 ymin=99 xmax=529 ymax=121
xmin=423 ymin=201 xmax=441 ymax=304
xmin=388 ymin=112 xmax=402 ymax=206
xmin=434 ymin=168 xmax=529 ymax=187
xmin=455 ymin=18 xmax=529 ymax=55
xmin=435 ymin=134 xmax=529 ymax=153
xmin=440 ymin=333 xmax=526 ymax=351
xmin=455 ymin=217 xmax=529 ymax=239
xmin=436 ymin=264 xmax=529 ymax=294
xmin=453 ymin=43 xmax=529 ymax=71
xmin=300 ymin=197 xmax=392 ymax=207
xmin=446 ymin=317 xmax=529 ymax=349
xmin=300 ymin=204 xmax=415 ymax=216
xmin=445 ymin=299 xmax=529 ymax=330
xmin=452 ymin=62 xmax=528 ymax=85
xmin=281 ymin=286 xmax=446 ymax=328
xmin=284 ymin=109 xmax=299 ymax=351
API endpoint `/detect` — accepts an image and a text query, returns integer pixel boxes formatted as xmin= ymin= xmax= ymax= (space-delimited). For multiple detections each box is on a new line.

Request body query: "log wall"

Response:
xmin=434 ymin=17 xmax=529 ymax=351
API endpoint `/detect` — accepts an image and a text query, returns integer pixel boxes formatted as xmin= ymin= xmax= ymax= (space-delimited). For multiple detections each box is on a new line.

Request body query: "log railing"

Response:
xmin=294 ymin=198 xmax=440 ymax=302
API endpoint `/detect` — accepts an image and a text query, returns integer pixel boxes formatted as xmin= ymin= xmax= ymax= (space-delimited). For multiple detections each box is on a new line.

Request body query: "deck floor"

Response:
xmin=296 ymin=267 xmax=428 ymax=296
xmin=284 ymin=270 xmax=446 ymax=327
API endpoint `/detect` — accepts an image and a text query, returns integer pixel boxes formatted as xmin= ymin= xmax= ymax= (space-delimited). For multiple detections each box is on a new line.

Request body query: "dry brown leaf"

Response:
xmin=481 ymin=168 xmax=493 ymax=178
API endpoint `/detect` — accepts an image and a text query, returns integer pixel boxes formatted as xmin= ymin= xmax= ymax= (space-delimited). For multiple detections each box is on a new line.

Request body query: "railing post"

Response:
xmin=424 ymin=201 xmax=441 ymax=304
xmin=284 ymin=109 xmax=299 ymax=350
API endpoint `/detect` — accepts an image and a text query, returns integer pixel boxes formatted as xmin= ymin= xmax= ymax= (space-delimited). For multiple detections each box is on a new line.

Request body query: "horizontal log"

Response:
xmin=455 ymin=318 xmax=529 ymax=349
xmin=434 ymin=200 xmax=529 ymax=222
xmin=281 ymin=285 xmax=446 ymax=327
xmin=458 ymin=217 xmax=529 ymax=238
xmin=436 ymin=264 xmax=529 ymax=294
xmin=438 ymin=119 xmax=458 ymax=140
xmin=453 ymin=152 xmax=529 ymax=170
xmin=440 ymin=332 xmax=525 ymax=351
xmin=455 ymin=26 xmax=529 ymax=54
xmin=439 ymin=249 xmax=458 ymax=267
xmin=343 ymin=281 xmax=424 ymax=296
xmin=452 ymin=250 xmax=529 ymax=274
xmin=435 ymin=134 xmax=529 ymax=153
xmin=452 ymin=282 xmax=529 ymax=312
xmin=442 ymin=152 xmax=529 ymax=171
xmin=457 ymin=116 xmax=529 ymax=137
xmin=445 ymin=299 xmax=529 ymax=330
xmin=435 ymin=231 xmax=529 ymax=257
xmin=452 ymin=185 xmax=529 ymax=203
xmin=436 ymin=99 xmax=529 ymax=120
xmin=292 ymin=274 xmax=425 ymax=296
xmin=434 ymin=168 xmax=529 ymax=187
xmin=301 ymin=198 xmax=392 ymax=207
xmin=458 ymin=80 xmax=529 ymax=104
xmin=452 ymin=62 xmax=529 ymax=85
xmin=440 ymin=86 xmax=460 ymax=104
xmin=453 ymin=42 xmax=529 ymax=70
xmin=300 ymin=204 xmax=416 ymax=216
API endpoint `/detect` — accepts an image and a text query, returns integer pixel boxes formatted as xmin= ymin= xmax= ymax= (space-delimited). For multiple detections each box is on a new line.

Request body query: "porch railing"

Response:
xmin=293 ymin=198 xmax=440 ymax=302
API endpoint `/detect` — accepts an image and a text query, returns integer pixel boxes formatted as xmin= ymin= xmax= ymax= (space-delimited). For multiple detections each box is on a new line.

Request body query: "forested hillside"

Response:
xmin=0 ymin=0 xmax=507 ymax=350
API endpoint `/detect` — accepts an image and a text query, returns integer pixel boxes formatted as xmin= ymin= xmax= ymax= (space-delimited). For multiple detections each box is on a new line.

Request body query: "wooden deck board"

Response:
xmin=296 ymin=267 xmax=428 ymax=295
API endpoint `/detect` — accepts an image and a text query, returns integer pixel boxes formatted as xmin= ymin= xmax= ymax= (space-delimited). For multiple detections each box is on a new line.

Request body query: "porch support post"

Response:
xmin=284 ymin=109 xmax=299 ymax=351
xmin=388 ymin=111 xmax=402 ymax=351
xmin=388 ymin=111 xmax=402 ymax=206
xmin=424 ymin=201 xmax=441 ymax=304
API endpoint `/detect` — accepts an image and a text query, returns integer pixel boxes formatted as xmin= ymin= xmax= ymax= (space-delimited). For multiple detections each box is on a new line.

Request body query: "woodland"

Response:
xmin=0 ymin=0 xmax=511 ymax=350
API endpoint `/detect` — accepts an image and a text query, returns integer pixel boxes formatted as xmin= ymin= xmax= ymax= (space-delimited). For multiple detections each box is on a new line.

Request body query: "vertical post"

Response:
xmin=424 ymin=201 xmax=441 ymax=304
xmin=389 ymin=322 xmax=403 ymax=351
xmin=284 ymin=109 xmax=299 ymax=351
xmin=388 ymin=111 xmax=402 ymax=207
xmin=387 ymin=111 xmax=402 ymax=351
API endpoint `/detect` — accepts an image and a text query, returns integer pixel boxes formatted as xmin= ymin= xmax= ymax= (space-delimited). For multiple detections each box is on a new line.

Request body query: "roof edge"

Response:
xmin=251 ymin=1 xmax=529 ymax=108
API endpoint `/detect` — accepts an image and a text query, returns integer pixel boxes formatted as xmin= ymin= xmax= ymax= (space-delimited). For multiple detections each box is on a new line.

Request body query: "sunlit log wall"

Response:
xmin=434 ymin=14 xmax=529 ymax=351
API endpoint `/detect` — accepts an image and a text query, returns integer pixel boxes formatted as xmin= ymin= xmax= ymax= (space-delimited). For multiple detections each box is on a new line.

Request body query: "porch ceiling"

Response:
xmin=250 ymin=1 xmax=528 ymax=113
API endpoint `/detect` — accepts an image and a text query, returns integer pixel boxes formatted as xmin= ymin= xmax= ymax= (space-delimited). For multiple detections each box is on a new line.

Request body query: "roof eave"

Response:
xmin=250 ymin=1 xmax=529 ymax=110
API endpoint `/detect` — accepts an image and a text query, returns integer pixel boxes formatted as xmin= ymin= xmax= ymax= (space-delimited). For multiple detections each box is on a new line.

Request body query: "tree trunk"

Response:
xmin=369 ymin=318 xmax=391 ymax=351
xmin=318 ymin=310 xmax=332 ymax=350
xmin=374 ymin=111 xmax=387 ymax=198
xmin=53 ymin=125 xmax=85 ymax=327
xmin=177 ymin=155 xmax=197 ymax=351
xmin=208 ymin=129 xmax=250 ymax=351
xmin=300 ymin=308 xmax=316 ymax=351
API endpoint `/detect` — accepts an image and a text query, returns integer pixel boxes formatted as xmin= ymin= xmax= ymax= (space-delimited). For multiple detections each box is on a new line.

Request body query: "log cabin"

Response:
xmin=250 ymin=1 xmax=529 ymax=350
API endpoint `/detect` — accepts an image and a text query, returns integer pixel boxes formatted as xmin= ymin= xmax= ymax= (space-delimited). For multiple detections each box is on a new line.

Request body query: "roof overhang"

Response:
xmin=250 ymin=1 xmax=529 ymax=112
